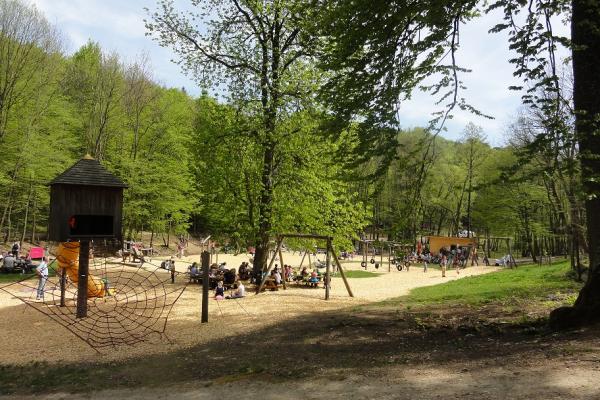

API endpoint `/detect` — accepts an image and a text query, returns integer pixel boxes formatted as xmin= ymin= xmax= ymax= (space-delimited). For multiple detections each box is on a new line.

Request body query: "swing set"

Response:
xmin=358 ymin=239 xmax=412 ymax=272
xmin=256 ymin=233 xmax=354 ymax=300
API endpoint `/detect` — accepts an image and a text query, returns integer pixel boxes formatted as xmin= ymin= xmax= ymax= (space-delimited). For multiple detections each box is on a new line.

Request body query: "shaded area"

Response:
xmin=1 ymin=293 xmax=599 ymax=396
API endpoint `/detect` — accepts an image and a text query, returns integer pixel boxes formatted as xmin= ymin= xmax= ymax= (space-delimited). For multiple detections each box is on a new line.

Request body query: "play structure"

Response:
xmin=358 ymin=239 xmax=412 ymax=272
xmin=0 ymin=156 xmax=188 ymax=350
xmin=56 ymin=242 xmax=105 ymax=298
xmin=257 ymin=233 xmax=354 ymax=300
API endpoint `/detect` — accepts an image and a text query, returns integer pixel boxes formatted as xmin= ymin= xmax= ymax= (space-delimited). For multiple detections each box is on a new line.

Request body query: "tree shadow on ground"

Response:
xmin=1 ymin=295 xmax=599 ymax=396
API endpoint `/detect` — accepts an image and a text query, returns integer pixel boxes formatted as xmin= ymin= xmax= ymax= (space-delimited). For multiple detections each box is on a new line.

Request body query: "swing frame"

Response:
xmin=256 ymin=233 xmax=354 ymax=300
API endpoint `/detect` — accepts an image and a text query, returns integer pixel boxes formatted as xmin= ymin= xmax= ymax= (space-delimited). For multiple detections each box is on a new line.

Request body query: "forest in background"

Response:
xmin=0 ymin=0 xmax=585 ymax=276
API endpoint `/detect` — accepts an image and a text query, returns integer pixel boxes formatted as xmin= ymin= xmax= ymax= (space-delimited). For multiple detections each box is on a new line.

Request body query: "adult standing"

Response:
xmin=11 ymin=241 xmax=20 ymax=257
xmin=36 ymin=257 xmax=49 ymax=300
xmin=440 ymin=248 xmax=448 ymax=278
xmin=169 ymin=257 xmax=176 ymax=284
xmin=471 ymin=247 xmax=479 ymax=266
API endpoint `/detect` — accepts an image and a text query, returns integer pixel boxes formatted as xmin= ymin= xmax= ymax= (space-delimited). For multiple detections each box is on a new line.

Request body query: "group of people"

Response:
xmin=437 ymin=245 xmax=477 ymax=277
xmin=295 ymin=266 xmax=322 ymax=287
xmin=0 ymin=242 xmax=45 ymax=274
xmin=0 ymin=251 xmax=35 ymax=274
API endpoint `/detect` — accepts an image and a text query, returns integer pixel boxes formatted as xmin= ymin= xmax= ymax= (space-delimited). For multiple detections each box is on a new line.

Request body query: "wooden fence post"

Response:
xmin=201 ymin=251 xmax=210 ymax=323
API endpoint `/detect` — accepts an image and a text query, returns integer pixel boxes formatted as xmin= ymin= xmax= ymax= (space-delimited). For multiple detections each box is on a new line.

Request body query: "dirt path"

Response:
xmin=8 ymin=363 xmax=600 ymax=400
xmin=0 ymin=253 xmax=495 ymax=364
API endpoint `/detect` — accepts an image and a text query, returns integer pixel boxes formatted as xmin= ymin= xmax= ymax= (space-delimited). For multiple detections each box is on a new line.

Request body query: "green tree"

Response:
xmin=310 ymin=0 xmax=600 ymax=326
xmin=147 ymin=0 xmax=318 ymax=273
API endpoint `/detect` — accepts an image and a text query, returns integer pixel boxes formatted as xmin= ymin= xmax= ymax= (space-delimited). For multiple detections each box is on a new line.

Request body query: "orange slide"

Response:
xmin=56 ymin=242 xmax=105 ymax=298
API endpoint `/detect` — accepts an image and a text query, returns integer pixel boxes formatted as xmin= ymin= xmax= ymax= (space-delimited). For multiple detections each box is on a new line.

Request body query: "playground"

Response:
xmin=1 ymin=258 xmax=598 ymax=400
xmin=0 ymin=250 xmax=496 ymax=365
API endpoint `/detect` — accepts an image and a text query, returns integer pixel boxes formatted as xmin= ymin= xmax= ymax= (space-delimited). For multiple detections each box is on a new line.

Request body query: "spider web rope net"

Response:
xmin=0 ymin=242 xmax=189 ymax=350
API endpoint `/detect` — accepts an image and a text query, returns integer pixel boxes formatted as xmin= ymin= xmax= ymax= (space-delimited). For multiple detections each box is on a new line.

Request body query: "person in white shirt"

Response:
xmin=228 ymin=281 xmax=245 ymax=299
xmin=36 ymin=257 xmax=49 ymax=300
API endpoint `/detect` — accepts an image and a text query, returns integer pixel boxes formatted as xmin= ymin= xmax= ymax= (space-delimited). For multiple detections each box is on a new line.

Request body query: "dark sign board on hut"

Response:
xmin=48 ymin=155 xmax=128 ymax=242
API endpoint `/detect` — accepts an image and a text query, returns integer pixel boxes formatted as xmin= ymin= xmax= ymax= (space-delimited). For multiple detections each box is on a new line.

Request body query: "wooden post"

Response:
xmin=60 ymin=266 xmax=66 ymax=307
xmin=201 ymin=251 xmax=210 ymax=323
xmin=325 ymin=238 xmax=331 ymax=300
xmin=388 ymin=244 xmax=391 ymax=272
xmin=256 ymin=237 xmax=283 ymax=294
xmin=307 ymin=252 xmax=312 ymax=268
xmin=330 ymin=243 xmax=354 ymax=297
xmin=363 ymin=240 xmax=368 ymax=270
xmin=299 ymin=250 xmax=307 ymax=269
xmin=76 ymin=240 xmax=89 ymax=318
xmin=278 ymin=245 xmax=286 ymax=289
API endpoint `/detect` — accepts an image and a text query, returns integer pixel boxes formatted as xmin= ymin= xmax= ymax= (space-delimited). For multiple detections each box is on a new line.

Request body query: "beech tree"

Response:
xmin=146 ymin=0 xmax=314 ymax=273
xmin=0 ymin=0 xmax=61 ymax=142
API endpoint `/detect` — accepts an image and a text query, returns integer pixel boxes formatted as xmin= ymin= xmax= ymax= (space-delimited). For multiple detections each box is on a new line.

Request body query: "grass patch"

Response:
xmin=378 ymin=261 xmax=582 ymax=307
xmin=0 ymin=260 xmax=57 ymax=283
xmin=334 ymin=270 xmax=380 ymax=278
xmin=0 ymin=273 xmax=36 ymax=283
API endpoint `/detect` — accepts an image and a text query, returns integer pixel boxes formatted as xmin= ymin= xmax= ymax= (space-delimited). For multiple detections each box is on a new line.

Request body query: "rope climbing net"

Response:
xmin=0 ymin=242 xmax=188 ymax=351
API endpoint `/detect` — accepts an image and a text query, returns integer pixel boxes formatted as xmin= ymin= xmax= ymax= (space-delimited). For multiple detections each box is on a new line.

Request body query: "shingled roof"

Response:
xmin=50 ymin=155 xmax=128 ymax=188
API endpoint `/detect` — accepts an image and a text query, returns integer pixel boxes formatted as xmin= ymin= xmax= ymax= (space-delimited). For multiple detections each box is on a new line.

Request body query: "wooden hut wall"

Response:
xmin=427 ymin=236 xmax=478 ymax=255
xmin=49 ymin=184 xmax=124 ymax=242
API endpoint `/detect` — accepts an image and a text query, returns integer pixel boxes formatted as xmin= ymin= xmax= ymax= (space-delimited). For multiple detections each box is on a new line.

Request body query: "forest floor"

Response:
xmin=1 ymin=259 xmax=598 ymax=399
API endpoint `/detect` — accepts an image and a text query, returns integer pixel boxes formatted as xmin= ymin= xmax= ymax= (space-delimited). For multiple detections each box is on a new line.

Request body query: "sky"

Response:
xmin=29 ymin=0 xmax=570 ymax=146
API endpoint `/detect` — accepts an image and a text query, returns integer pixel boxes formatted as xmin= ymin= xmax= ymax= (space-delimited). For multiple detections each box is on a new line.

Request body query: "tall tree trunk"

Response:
xmin=4 ymin=202 xmax=12 ymax=243
xmin=550 ymin=0 xmax=600 ymax=328
xmin=253 ymin=141 xmax=276 ymax=275
xmin=252 ymin=4 xmax=282 ymax=276
xmin=30 ymin=190 xmax=37 ymax=244
xmin=20 ymin=182 xmax=32 ymax=246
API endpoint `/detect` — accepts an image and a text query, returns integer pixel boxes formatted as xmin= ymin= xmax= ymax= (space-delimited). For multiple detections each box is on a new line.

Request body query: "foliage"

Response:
xmin=0 ymin=2 xmax=196 ymax=245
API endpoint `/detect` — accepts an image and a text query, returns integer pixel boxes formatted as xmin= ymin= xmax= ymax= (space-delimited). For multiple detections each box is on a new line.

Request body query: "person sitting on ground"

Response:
xmin=285 ymin=265 xmax=294 ymax=281
xmin=224 ymin=268 xmax=236 ymax=286
xmin=190 ymin=262 xmax=199 ymax=275
xmin=18 ymin=256 xmax=34 ymax=274
xmin=215 ymin=281 xmax=225 ymax=300
xmin=309 ymin=270 xmax=319 ymax=287
xmin=227 ymin=281 xmax=245 ymax=299
xmin=2 ymin=252 xmax=15 ymax=272
xmin=189 ymin=262 xmax=200 ymax=282
xmin=160 ymin=259 xmax=169 ymax=269
xmin=238 ymin=262 xmax=251 ymax=280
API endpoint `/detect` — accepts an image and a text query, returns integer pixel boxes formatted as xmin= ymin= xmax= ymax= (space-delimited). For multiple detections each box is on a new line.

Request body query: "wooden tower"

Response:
xmin=48 ymin=155 xmax=127 ymax=318
xmin=48 ymin=155 xmax=127 ymax=242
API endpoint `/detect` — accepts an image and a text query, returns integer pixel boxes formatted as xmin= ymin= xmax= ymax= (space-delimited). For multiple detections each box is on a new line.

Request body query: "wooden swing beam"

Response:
xmin=256 ymin=233 xmax=354 ymax=299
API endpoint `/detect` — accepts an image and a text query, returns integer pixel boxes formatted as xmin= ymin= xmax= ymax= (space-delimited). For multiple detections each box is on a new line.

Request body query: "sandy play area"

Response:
xmin=0 ymin=251 xmax=497 ymax=365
